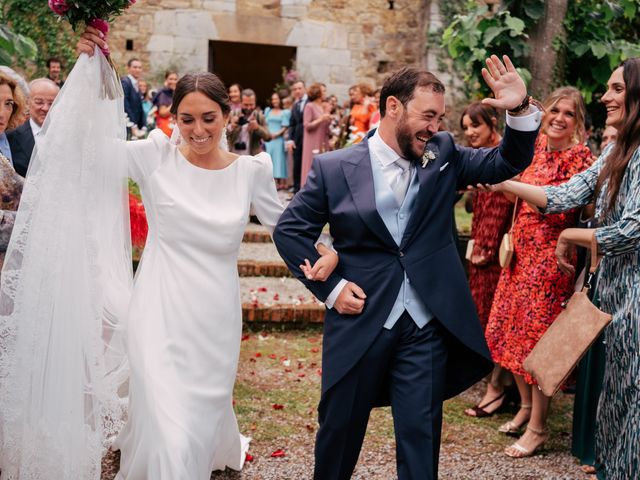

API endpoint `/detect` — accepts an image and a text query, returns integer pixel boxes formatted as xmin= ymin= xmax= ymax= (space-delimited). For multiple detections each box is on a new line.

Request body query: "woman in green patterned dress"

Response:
xmin=480 ymin=58 xmax=640 ymax=479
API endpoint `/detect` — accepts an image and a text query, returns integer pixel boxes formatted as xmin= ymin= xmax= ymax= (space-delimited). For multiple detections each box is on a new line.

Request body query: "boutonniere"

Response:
xmin=422 ymin=146 xmax=437 ymax=168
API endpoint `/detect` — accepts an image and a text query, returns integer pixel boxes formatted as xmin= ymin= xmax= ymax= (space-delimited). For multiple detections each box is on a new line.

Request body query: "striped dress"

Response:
xmin=544 ymin=144 xmax=640 ymax=480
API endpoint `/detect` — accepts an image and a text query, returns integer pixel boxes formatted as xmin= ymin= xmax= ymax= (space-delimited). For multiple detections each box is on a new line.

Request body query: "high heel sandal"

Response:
xmin=464 ymin=391 xmax=506 ymax=418
xmin=498 ymin=404 xmax=531 ymax=435
xmin=504 ymin=425 xmax=549 ymax=458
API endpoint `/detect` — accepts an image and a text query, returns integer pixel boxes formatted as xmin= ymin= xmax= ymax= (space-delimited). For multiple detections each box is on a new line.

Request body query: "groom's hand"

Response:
xmin=334 ymin=282 xmax=366 ymax=315
xmin=480 ymin=55 xmax=527 ymax=111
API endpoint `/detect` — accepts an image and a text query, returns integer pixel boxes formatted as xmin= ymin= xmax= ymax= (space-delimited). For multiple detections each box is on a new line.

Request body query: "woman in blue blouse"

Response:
xmin=264 ymin=92 xmax=291 ymax=189
xmin=485 ymin=58 xmax=639 ymax=480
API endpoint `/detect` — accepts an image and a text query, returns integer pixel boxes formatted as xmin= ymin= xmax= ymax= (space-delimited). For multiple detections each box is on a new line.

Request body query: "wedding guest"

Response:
xmin=369 ymin=88 xmax=381 ymax=130
xmin=121 ymin=58 xmax=145 ymax=129
xmin=138 ymin=79 xmax=154 ymax=130
xmin=300 ymin=82 xmax=331 ymax=187
xmin=226 ymin=88 xmax=271 ymax=155
xmin=264 ymin=92 xmax=290 ymax=189
xmin=228 ymin=83 xmax=242 ymax=111
xmin=7 ymin=78 xmax=60 ymax=177
xmin=46 ymin=57 xmax=64 ymax=88
xmin=287 ymin=80 xmax=307 ymax=192
xmin=348 ymin=82 xmax=375 ymax=143
xmin=599 ymin=125 xmax=617 ymax=152
xmin=459 ymin=102 xmax=517 ymax=419
xmin=0 ymin=72 xmax=26 ymax=268
xmin=152 ymin=70 xmax=178 ymax=137
xmin=487 ymin=57 xmax=640 ymax=480
xmin=484 ymin=86 xmax=593 ymax=457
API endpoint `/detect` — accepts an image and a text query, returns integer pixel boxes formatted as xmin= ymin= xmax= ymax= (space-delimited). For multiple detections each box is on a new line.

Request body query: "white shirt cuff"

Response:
xmin=505 ymin=106 xmax=541 ymax=132
xmin=324 ymin=278 xmax=348 ymax=309
xmin=315 ymin=233 xmax=335 ymax=253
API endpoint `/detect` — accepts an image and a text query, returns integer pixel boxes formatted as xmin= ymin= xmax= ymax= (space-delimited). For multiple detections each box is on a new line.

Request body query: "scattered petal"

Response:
xmin=241 ymin=334 xmax=250 ymax=341
xmin=272 ymin=403 xmax=284 ymax=410
xmin=282 ymin=359 xmax=291 ymax=367
xmin=268 ymin=353 xmax=277 ymax=359
xmin=273 ymin=293 xmax=280 ymax=301
xmin=310 ymin=347 xmax=319 ymax=353
xmin=255 ymin=352 xmax=262 ymax=358
xmin=245 ymin=453 xmax=254 ymax=462
xmin=258 ymin=287 xmax=268 ymax=292
xmin=270 ymin=449 xmax=286 ymax=458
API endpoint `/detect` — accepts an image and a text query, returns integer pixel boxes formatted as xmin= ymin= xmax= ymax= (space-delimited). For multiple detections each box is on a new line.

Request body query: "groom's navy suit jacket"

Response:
xmin=273 ymin=125 xmax=539 ymax=401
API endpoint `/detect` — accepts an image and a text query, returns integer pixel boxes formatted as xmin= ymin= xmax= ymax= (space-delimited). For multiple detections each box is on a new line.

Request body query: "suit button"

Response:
xmin=399 ymin=251 xmax=404 ymax=257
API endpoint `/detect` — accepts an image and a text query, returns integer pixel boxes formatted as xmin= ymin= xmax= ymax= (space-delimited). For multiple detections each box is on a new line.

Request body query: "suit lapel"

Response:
xmin=341 ymin=141 xmax=397 ymax=249
xmin=400 ymin=142 xmax=442 ymax=249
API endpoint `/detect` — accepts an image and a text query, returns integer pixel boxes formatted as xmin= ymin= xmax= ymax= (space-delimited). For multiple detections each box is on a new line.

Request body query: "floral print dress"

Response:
xmin=544 ymin=144 xmax=640 ymax=480
xmin=468 ymin=190 xmax=513 ymax=328
xmin=485 ymin=135 xmax=592 ymax=384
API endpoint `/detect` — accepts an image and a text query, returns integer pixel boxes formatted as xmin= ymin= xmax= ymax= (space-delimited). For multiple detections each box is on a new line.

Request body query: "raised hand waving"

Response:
xmin=481 ymin=55 xmax=527 ymax=112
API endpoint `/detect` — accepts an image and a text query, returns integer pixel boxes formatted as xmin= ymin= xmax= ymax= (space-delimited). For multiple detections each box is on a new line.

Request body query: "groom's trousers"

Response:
xmin=314 ymin=312 xmax=448 ymax=480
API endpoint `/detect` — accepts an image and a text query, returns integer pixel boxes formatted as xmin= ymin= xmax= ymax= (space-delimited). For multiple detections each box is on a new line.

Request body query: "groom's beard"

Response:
xmin=396 ymin=113 xmax=432 ymax=163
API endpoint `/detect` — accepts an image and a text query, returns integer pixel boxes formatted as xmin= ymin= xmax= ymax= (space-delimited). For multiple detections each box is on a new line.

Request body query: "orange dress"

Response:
xmin=349 ymin=103 xmax=375 ymax=143
xmin=485 ymin=135 xmax=592 ymax=384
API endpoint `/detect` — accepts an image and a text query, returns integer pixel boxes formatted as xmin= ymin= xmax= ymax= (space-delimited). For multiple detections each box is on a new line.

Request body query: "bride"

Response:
xmin=0 ymin=29 xmax=337 ymax=479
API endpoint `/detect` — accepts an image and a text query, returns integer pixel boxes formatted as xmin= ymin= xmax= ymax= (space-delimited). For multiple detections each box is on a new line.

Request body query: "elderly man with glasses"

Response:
xmin=7 ymin=78 xmax=60 ymax=177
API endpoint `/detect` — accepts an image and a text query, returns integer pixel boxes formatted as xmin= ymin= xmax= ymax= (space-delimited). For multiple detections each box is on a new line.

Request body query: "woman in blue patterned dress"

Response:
xmin=264 ymin=92 xmax=291 ymax=189
xmin=485 ymin=58 xmax=639 ymax=479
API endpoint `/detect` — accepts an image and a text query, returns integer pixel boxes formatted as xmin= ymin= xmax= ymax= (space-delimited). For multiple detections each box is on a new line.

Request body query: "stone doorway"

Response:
xmin=209 ymin=40 xmax=297 ymax=108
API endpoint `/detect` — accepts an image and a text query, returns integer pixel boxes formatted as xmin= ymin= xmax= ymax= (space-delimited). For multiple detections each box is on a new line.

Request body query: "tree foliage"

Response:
xmin=0 ymin=22 xmax=36 ymax=66
xmin=441 ymin=0 xmax=640 ymax=106
xmin=2 ymin=0 xmax=76 ymax=76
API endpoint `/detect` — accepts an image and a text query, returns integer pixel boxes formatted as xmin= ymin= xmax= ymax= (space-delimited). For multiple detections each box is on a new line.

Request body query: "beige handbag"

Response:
xmin=498 ymin=199 xmax=518 ymax=268
xmin=523 ymin=232 xmax=612 ymax=396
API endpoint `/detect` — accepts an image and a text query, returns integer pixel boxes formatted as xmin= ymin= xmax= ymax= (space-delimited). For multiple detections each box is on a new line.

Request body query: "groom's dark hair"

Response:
xmin=380 ymin=67 xmax=445 ymax=118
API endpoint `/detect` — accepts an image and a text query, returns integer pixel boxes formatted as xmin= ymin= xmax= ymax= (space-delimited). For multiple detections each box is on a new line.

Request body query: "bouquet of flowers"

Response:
xmin=49 ymin=0 xmax=136 ymax=34
xmin=49 ymin=0 xmax=136 ymax=97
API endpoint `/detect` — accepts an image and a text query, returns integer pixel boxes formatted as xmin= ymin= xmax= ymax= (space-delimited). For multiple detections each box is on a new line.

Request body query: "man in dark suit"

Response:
xmin=7 ymin=78 xmax=59 ymax=177
xmin=286 ymin=80 xmax=307 ymax=193
xmin=273 ymin=55 xmax=541 ymax=479
xmin=121 ymin=58 xmax=145 ymax=129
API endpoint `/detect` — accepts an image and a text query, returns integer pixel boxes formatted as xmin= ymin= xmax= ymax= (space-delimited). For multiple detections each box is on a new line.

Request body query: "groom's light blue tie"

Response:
xmin=391 ymin=158 xmax=412 ymax=205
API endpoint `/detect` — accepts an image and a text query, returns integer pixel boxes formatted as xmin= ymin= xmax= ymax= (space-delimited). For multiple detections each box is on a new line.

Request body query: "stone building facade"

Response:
xmin=109 ymin=0 xmax=445 ymax=100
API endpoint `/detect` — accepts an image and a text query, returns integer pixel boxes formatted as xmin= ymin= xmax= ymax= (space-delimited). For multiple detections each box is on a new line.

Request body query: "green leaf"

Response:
xmin=483 ymin=26 xmax=507 ymax=45
xmin=504 ymin=15 xmax=525 ymax=35
xmin=572 ymin=43 xmax=591 ymax=57
xmin=523 ymin=2 xmax=545 ymax=20
xmin=590 ymin=42 xmax=608 ymax=59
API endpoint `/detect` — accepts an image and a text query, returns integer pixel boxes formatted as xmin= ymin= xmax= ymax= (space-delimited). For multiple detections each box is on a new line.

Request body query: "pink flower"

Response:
xmin=48 ymin=0 xmax=70 ymax=15
xmin=88 ymin=18 xmax=110 ymax=35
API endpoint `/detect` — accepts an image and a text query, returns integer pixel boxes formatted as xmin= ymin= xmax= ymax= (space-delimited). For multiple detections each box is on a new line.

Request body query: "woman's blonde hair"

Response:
xmin=542 ymin=86 xmax=586 ymax=145
xmin=0 ymin=72 xmax=26 ymax=130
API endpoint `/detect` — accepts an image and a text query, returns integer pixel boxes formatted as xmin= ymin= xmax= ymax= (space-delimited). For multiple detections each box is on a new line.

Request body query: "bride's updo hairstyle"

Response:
xmin=170 ymin=72 xmax=231 ymax=116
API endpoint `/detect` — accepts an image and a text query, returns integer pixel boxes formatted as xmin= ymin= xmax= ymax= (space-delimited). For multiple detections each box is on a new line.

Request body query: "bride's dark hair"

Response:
xmin=171 ymin=72 xmax=231 ymax=116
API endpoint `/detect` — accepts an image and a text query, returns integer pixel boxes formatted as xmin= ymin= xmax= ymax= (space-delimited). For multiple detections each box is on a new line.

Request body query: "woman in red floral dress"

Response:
xmin=485 ymin=87 xmax=593 ymax=458
xmin=460 ymin=103 xmax=517 ymax=419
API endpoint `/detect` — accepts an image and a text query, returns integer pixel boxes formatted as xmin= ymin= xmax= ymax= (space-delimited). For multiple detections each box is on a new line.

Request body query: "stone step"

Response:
xmin=238 ymin=242 xmax=290 ymax=277
xmin=242 ymin=223 xmax=271 ymax=243
xmin=240 ymin=276 xmax=325 ymax=323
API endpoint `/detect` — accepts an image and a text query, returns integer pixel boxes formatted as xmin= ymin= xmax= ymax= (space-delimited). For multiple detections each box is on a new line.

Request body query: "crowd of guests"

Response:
xmin=0 ymin=52 xmax=638 ymax=480
xmin=459 ymin=63 xmax=637 ymax=480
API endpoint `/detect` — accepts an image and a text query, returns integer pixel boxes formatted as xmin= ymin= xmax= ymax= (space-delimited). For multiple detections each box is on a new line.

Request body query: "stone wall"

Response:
xmin=109 ymin=0 xmax=442 ymax=99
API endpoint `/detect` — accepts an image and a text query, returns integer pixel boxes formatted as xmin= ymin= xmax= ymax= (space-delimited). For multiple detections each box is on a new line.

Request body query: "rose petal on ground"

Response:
xmin=245 ymin=453 xmax=254 ymax=462
xmin=270 ymin=449 xmax=286 ymax=458
xmin=272 ymin=403 xmax=284 ymax=410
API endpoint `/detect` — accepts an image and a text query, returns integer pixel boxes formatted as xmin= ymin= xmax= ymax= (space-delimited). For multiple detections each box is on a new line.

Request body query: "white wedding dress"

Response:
xmin=113 ymin=130 xmax=283 ymax=478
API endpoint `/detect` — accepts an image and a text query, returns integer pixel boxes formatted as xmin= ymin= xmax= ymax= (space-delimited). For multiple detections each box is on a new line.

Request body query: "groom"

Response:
xmin=273 ymin=56 xmax=541 ymax=479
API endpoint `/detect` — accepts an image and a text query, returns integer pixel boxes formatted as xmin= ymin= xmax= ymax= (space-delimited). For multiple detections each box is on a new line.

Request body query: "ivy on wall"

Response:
xmin=2 ymin=0 xmax=76 ymax=76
